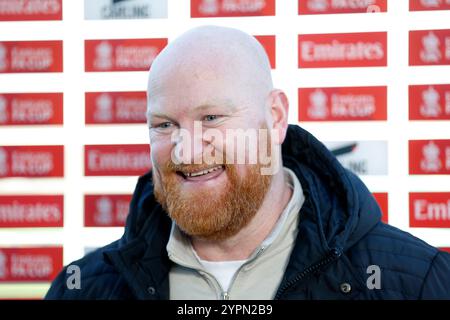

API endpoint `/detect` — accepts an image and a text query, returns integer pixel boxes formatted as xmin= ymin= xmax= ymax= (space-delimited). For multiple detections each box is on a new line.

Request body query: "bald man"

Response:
xmin=46 ymin=26 xmax=450 ymax=300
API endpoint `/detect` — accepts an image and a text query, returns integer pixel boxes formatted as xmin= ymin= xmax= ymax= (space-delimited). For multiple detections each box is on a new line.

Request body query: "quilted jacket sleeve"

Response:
xmin=420 ymin=251 xmax=450 ymax=299
xmin=45 ymin=266 xmax=69 ymax=299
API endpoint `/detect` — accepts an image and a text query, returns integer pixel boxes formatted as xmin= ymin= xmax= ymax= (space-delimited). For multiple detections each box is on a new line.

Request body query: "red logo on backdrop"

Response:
xmin=254 ymin=35 xmax=276 ymax=69
xmin=441 ymin=247 xmax=450 ymax=253
xmin=410 ymin=192 xmax=450 ymax=228
xmin=85 ymin=92 xmax=147 ymax=124
xmin=409 ymin=29 xmax=450 ymax=66
xmin=409 ymin=84 xmax=450 ymax=120
xmin=299 ymin=0 xmax=387 ymax=14
xmin=191 ymin=0 xmax=275 ymax=17
xmin=0 ymin=195 xmax=63 ymax=228
xmin=298 ymin=32 xmax=387 ymax=68
xmin=0 ymin=0 xmax=62 ymax=21
xmin=410 ymin=0 xmax=450 ymax=11
xmin=85 ymin=144 xmax=151 ymax=176
xmin=84 ymin=194 xmax=131 ymax=227
xmin=0 ymin=145 xmax=63 ymax=178
xmin=0 ymin=40 xmax=62 ymax=73
xmin=372 ymin=192 xmax=388 ymax=223
xmin=298 ymin=86 xmax=387 ymax=121
xmin=85 ymin=38 xmax=167 ymax=72
xmin=409 ymin=140 xmax=450 ymax=175
xmin=0 ymin=93 xmax=63 ymax=126
xmin=0 ymin=247 xmax=62 ymax=282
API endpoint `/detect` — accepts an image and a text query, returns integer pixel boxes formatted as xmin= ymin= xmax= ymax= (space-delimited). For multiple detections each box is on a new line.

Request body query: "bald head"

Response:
xmin=147 ymin=26 xmax=274 ymax=118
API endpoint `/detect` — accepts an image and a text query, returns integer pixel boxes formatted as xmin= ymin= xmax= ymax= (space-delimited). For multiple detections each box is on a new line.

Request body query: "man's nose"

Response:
xmin=171 ymin=123 xmax=206 ymax=165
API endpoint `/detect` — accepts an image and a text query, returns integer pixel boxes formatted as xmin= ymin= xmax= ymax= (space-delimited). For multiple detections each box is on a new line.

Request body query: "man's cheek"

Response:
xmin=150 ymin=150 xmax=169 ymax=172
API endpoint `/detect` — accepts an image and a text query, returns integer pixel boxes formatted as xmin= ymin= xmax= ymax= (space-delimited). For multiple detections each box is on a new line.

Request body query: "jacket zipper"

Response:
xmin=220 ymin=246 xmax=267 ymax=300
xmin=170 ymin=253 xmax=245 ymax=300
xmin=274 ymin=247 xmax=342 ymax=300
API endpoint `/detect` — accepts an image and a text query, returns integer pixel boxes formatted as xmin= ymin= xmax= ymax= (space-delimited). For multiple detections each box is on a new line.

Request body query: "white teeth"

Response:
xmin=185 ymin=166 xmax=222 ymax=177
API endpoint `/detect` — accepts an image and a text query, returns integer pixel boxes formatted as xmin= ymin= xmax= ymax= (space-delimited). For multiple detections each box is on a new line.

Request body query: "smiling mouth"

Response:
xmin=176 ymin=165 xmax=225 ymax=181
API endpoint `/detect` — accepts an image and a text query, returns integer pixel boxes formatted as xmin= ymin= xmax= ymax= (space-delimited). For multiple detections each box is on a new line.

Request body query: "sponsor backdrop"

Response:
xmin=0 ymin=0 xmax=449 ymax=299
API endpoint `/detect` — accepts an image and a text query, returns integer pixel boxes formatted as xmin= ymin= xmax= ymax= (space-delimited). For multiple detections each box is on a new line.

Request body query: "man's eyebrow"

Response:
xmin=193 ymin=103 xmax=237 ymax=112
xmin=147 ymin=102 xmax=237 ymax=120
xmin=147 ymin=112 xmax=177 ymax=125
xmin=147 ymin=112 xmax=171 ymax=119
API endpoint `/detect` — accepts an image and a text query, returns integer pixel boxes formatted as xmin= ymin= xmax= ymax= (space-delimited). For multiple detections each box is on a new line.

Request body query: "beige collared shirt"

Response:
xmin=167 ymin=167 xmax=304 ymax=300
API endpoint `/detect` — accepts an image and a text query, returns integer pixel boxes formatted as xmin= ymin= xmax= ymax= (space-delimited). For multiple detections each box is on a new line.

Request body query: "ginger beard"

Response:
xmin=153 ymin=134 xmax=273 ymax=241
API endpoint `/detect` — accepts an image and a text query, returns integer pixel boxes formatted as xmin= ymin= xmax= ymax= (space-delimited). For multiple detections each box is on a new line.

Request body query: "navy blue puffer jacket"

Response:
xmin=45 ymin=125 xmax=450 ymax=299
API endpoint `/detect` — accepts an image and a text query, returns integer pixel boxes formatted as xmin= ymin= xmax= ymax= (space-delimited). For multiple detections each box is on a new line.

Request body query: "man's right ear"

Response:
xmin=269 ymin=89 xmax=289 ymax=145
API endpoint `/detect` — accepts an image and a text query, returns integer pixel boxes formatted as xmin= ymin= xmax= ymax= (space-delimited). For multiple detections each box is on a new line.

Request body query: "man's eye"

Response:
xmin=203 ymin=115 xmax=218 ymax=122
xmin=155 ymin=122 xmax=172 ymax=129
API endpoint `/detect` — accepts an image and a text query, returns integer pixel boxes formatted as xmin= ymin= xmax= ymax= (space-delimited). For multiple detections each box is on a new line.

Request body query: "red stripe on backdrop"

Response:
xmin=0 ymin=93 xmax=63 ymax=126
xmin=0 ymin=195 xmax=63 ymax=228
xmin=191 ymin=0 xmax=275 ymax=17
xmin=298 ymin=32 xmax=387 ymax=68
xmin=0 ymin=247 xmax=63 ymax=282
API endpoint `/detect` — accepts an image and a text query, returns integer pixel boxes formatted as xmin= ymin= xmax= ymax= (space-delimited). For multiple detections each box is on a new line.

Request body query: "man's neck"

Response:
xmin=191 ymin=168 xmax=293 ymax=261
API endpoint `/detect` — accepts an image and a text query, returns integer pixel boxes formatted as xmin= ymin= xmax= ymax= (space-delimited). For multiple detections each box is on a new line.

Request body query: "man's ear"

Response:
xmin=268 ymin=89 xmax=289 ymax=145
